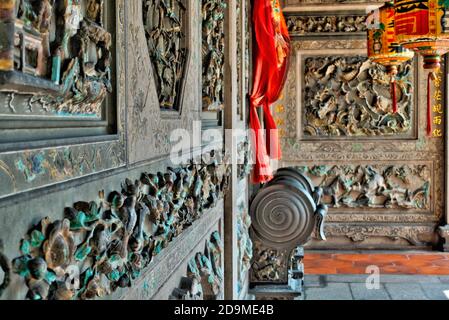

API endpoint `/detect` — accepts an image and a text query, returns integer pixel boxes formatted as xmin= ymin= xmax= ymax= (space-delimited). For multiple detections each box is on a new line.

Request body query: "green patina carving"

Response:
xmin=143 ymin=0 xmax=188 ymax=110
xmin=12 ymin=151 xmax=231 ymax=300
xmin=170 ymin=231 xmax=224 ymax=300
xmin=237 ymin=205 xmax=252 ymax=296
xmin=0 ymin=240 xmax=11 ymax=298
xmin=202 ymin=0 xmax=226 ymax=111
xmin=299 ymin=164 xmax=431 ymax=210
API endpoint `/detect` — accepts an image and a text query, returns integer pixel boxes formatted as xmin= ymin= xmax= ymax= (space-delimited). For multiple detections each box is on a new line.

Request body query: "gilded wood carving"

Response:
xmin=202 ymin=0 xmax=226 ymax=111
xmin=12 ymin=151 xmax=231 ymax=300
xmin=303 ymin=56 xmax=414 ymax=137
xmin=143 ymin=0 xmax=187 ymax=110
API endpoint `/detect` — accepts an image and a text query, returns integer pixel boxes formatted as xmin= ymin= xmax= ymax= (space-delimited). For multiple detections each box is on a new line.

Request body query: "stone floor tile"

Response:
xmin=304 ymin=275 xmax=325 ymax=288
xmin=420 ymin=283 xmax=449 ymax=300
xmin=305 ymin=283 xmax=353 ymax=300
xmin=349 ymin=283 xmax=390 ymax=300
xmin=379 ymin=275 xmax=441 ymax=284
xmin=384 ymin=283 xmax=429 ymax=300
xmin=326 ymin=275 xmax=370 ymax=283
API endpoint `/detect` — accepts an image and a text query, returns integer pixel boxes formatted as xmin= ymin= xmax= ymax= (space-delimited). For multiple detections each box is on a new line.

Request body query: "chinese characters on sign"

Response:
xmin=432 ymin=66 xmax=444 ymax=138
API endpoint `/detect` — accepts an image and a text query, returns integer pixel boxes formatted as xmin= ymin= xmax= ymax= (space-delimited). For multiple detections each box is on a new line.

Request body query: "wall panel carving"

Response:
xmin=237 ymin=207 xmax=252 ymax=290
xmin=0 ymin=0 xmax=113 ymax=118
xmin=297 ymin=164 xmax=431 ymax=210
xmin=202 ymin=0 xmax=226 ymax=111
xmin=286 ymin=14 xmax=366 ymax=35
xmin=170 ymin=231 xmax=224 ymax=300
xmin=322 ymin=224 xmax=436 ymax=246
xmin=275 ymin=36 xmax=445 ymax=249
xmin=303 ymin=56 xmax=414 ymax=137
xmin=126 ymin=0 xmax=201 ymax=164
xmin=0 ymin=240 xmax=10 ymax=298
xmin=250 ymin=242 xmax=288 ymax=284
xmin=0 ymin=0 xmax=127 ymax=200
xmin=11 ymin=152 xmax=230 ymax=300
xmin=284 ymin=0 xmax=384 ymax=5
xmin=143 ymin=0 xmax=188 ymax=110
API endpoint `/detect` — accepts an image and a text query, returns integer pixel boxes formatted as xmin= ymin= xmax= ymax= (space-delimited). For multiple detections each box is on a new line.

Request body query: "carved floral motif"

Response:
xmin=12 ymin=151 xmax=231 ymax=300
xmin=143 ymin=0 xmax=188 ymax=110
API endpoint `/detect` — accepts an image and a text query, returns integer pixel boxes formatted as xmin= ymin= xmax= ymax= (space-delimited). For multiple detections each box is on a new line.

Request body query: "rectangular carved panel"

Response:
xmin=286 ymin=14 xmax=367 ymax=36
xmin=0 ymin=0 xmax=113 ymax=119
xmin=275 ymin=38 xmax=444 ymax=249
xmin=0 ymin=0 xmax=127 ymax=199
xmin=202 ymin=0 xmax=226 ymax=111
xmin=297 ymin=164 xmax=431 ymax=211
xmin=143 ymin=0 xmax=188 ymax=110
xmin=303 ymin=55 xmax=415 ymax=138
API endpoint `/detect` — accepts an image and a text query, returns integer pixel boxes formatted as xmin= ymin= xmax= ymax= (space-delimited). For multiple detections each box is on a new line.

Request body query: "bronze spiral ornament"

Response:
xmin=250 ymin=182 xmax=316 ymax=249
xmin=270 ymin=167 xmax=315 ymax=194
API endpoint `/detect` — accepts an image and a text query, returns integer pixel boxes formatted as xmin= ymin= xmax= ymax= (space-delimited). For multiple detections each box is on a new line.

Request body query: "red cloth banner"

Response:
xmin=249 ymin=0 xmax=291 ymax=184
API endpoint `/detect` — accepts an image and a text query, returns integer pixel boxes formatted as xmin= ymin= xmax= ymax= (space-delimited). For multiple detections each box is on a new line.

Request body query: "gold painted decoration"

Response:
xmin=394 ymin=0 xmax=449 ymax=69
xmin=394 ymin=0 xmax=449 ymax=135
xmin=367 ymin=1 xmax=414 ymax=113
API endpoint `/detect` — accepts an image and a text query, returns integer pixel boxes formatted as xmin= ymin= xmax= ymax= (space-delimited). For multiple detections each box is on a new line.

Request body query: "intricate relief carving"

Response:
xmin=284 ymin=0 xmax=384 ymax=4
xmin=297 ymin=164 xmax=431 ymax=210
xmin=12 ymin=151 xmax=230 ymax=300
xmin=202 ymin=0 xmax=226 ymax=111
xmin=286 ymin=14 xmax=367 ymax=35
xmin=303 ymin=56 xmax=414 ymax=137
xmin=0 ymin=240 xmax=11 ymax=298
xmin=170 ymin=231 xmax=224 ymax=300
xmin=0 ymin=0 xmax=113 ymax=118
xmin=324 ymin=223 xmax=436 ymax=246
xmin=237 ymin=206 xmax=252 ymax=292
xmin=251 ymin=242 xmax=288 ymax=283
xmin=143 ymin=0 xmax=187 ymax=110
xmin=236 ymin=0 xmax=242 ymax=111
xmin=237 ymin=140 xmax=252 ymax=180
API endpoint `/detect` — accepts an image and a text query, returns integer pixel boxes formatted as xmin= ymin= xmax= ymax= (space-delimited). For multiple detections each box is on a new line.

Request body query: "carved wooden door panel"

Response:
xmin=275 ymin=3 xmax=445 ymax=250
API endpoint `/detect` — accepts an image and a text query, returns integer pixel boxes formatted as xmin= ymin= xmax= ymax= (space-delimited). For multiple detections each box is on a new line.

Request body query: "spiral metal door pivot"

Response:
xmin=250 ymin=167 xmax=328 ymax=249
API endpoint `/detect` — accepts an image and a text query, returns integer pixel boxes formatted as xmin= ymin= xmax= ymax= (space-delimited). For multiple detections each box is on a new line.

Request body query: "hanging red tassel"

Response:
xmin=391 ymin=80 xmax=398 ymax=114
xmin=427 ymin=72 xmax=433 ymax=137
xmin=263 ymin=102 xmax=282 ymax=160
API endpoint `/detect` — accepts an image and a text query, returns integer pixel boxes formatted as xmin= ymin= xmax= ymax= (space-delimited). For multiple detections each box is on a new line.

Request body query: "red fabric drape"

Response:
xmin=250 ymin=0 xmax=291 ymax=184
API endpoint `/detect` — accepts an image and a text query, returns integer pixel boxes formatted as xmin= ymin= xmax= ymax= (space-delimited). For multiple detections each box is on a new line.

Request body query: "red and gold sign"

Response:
xmin=367 ymin=1 xmax=415 ymax=113
xmin=394 ymin=0 xmax=449 ymax=70
xmin=393 ymin=0 xmax=449 ymax=135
